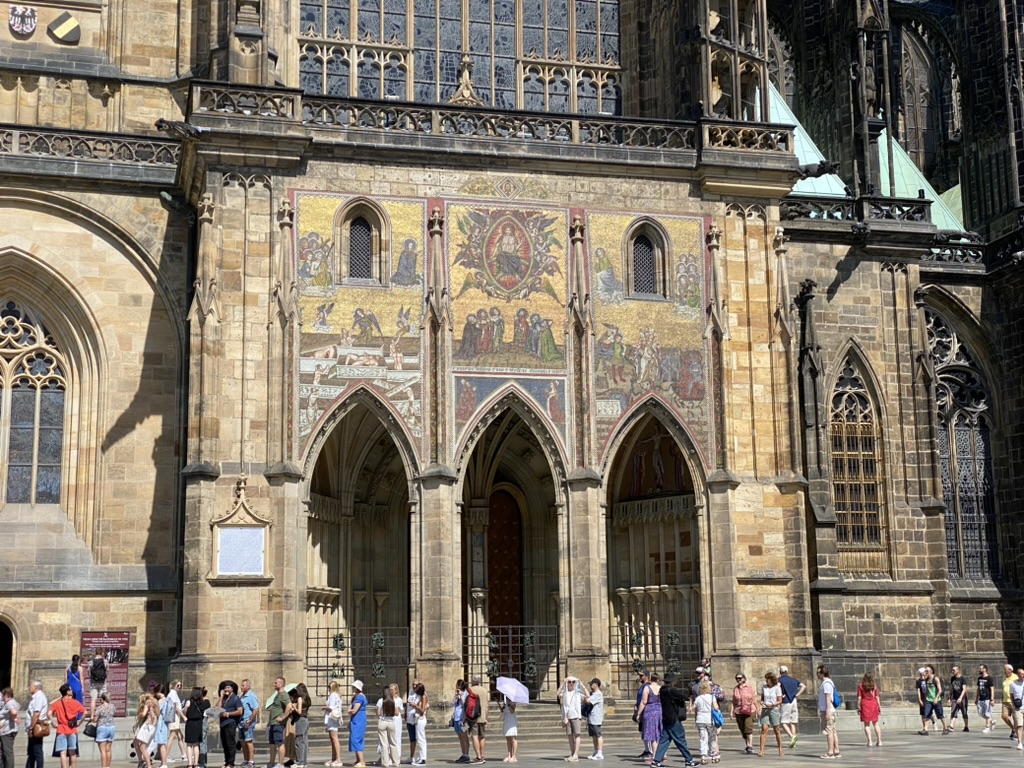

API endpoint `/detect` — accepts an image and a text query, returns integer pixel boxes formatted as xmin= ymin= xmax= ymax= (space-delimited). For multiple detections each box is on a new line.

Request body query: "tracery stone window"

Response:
xmin=297 ymin=0 xmax=621 ymax=114
xmin=829 ymin=356 xmax=888 ymax=573
xmin=925 ymin=309 xmax=999 ymax=579
xmin=0 ymin=300 xmax=66 ymax=506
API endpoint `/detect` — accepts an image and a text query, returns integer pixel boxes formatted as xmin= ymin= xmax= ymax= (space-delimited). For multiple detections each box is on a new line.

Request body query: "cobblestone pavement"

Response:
xmin=287 ymin=729 xmax=1021 ymax=767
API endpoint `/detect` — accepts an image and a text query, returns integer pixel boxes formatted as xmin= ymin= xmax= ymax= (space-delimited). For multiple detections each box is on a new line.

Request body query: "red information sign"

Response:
xmin=79 ymin=632 xmax=131 ymax=717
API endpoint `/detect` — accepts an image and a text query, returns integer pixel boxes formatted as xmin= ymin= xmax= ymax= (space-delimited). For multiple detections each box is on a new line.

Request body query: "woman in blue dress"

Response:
xmin=348 ymin=681 xmax=368 ymax=767
xmin=65 ymin=654 xmax=84 ymax=705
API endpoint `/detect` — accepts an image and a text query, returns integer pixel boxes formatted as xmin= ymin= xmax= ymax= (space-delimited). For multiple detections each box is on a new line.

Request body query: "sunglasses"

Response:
xmin=736 ymin=677 xmax=744 ymax=681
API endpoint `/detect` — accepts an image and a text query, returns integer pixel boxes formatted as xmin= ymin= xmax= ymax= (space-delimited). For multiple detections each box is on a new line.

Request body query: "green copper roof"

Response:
xmin=939 ymin=184 xmax=964 ymax=227
xmin=878 ymin=129 xmax=964 ymax=232
xmin=769 ymin=85 xmax=848 ymax=198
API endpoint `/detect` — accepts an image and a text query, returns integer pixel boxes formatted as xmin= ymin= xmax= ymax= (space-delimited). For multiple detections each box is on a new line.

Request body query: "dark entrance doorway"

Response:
xmin=487 ymin=489 xmax=523 ymax=626
xmin=0 ymin=622 xmax=12 ymax=689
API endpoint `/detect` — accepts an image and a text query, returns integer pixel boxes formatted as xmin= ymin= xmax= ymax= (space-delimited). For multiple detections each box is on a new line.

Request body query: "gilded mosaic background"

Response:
xmin=586 ymin=212 xmax=711 ymax=463
xmin=293 ymin=192 xmax=426 ymax=456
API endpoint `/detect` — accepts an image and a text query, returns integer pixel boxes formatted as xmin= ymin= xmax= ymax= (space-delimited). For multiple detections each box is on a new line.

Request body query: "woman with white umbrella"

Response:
xmin=495 ymin=678 xmax=528 ymax=764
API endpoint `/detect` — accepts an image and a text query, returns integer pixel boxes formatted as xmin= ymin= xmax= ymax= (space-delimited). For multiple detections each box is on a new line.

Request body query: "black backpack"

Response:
xmin=90 ymin=658 xmax=107 ymax=683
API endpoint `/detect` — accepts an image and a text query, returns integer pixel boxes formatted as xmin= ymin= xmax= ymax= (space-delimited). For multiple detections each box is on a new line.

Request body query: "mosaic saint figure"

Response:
xmin=513 ymin=308 xmax=530 ymax=351
xmin=456 ymin=315 xmax=481 ymax=359
xmin=391 ymin=239 xmax=422 ymax=286
xmin=490 ymin=308 xmax=505 ymax=352
xmin=539 ymin=318 xmax=561 ymax=362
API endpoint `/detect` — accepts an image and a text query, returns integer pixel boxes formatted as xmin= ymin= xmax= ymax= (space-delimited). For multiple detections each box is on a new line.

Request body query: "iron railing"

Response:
xmin=608 ymin=623 xmax=703 ymax=694
xmin=462 ymin=625 xmax=560 ymax=700
xmin=306 ymin=626 xmax=411 ymax=698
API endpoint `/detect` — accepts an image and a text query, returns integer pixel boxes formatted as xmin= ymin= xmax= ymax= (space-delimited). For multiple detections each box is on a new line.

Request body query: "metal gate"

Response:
xmin=463 ymin=625 xmax=560 ymax=699
xmin=306 ymin=626 xmax=411 ymax=698
xmin=609 ymin=623 xmax=702 ymax=694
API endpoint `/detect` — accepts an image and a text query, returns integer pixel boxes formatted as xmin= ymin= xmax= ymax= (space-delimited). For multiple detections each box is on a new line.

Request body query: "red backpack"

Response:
xmin=465 ymin=689 xmax=481 ymax=720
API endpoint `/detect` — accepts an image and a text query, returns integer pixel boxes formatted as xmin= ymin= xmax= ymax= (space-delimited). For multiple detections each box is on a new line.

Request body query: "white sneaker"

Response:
xmin=1018 ymin=743 xmax=1023 ymax=751
xmin=589 ymin=755 xmax=604 ymax=761
xmin=982 ymin=727 xmax=991 ymax=734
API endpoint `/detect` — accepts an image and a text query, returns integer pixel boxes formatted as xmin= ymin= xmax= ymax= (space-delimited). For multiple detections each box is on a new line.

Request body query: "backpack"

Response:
xmin=465 ymin=689 xmax=481 ymax=721
xmin=831 ymin=685 xmax=842 ymax=710
xmin=90 ymin=658 xmax=107 ymax=683
xmin=162 ymin=698 xmax=177 ymax=723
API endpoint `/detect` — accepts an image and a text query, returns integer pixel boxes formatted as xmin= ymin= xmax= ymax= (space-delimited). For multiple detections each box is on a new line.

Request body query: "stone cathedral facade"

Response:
xmin=0 ymin=0 xmax=1022 ymax=703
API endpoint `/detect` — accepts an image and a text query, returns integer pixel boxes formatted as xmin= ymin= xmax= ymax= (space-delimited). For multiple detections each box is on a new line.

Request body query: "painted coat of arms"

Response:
xmin=453 ymin=209 xmax=563 ymax=303
xmin=9 ymin=5 xmax=37 ymax=35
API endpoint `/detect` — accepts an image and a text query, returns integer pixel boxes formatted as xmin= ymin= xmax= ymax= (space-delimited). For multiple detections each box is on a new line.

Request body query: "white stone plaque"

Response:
xmin=217 ymin=526 xmax=265 ymax=575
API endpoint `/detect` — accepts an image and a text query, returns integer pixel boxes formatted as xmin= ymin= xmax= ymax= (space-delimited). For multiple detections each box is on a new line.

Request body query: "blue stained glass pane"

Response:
xmin=601 ymin=79 xmax=621 ymax=114
xmin=440 ymin=17 xmax=461 ymax=51
xmin=523 ymin=26 xmax=544 ymax=57
xmin=35 ymin=466 xmax=61 ymax=504
xmin=472 ymin=53 xmax=492 ymax=103
xmin=523 ymin=0 xmax=543 ymax=25
xmin=299 ymin=2 xmax=323 ymax=36
xmin=470 ymin=21 xmax=491 ymax=53
xmin=578 ymin=75 xmax=598 ymax=113
xmin=415 ymin=82 xmax=436 ymax=102
xmin=550 ymin=75 xmax=569 ymax=111
xmin=494 ymin=57 xmax=515 ymax=90
xmin=601 ymin=0 xmax=619 ymax=60
xmin=10 ymin=387 xmax=33 ymax=426
xmin=6 ymin=466 xmax=30 ymax=504
xmin=358 ymin=58 xmax=381 ymax=98
xmin=37 ymin=427 xmax=63 ymax=465
xmin=39 ymin=388 xmax=63 ymax=424
xmin=440 ymin=51 xmax=461 ymax=83
xmin=495 ymin=88 xmax=516 ymax=110
xmin=440 ymin=0 xmax=461 ymax=20
xmin=384 ymin=14 xmax=405 ymax=44
xmin=577 ymin=0 xmax=597 ymax=30
xmin=358 ymin=0 xmax=380 ymax=41
xmin=327 ymin=6 xmax=349 ymax=38
xmin=549 ymin=27 xmax=569 ymax=57
xmin=326 ymin=52 xmax=350 ymax=96
xmin=524 ymin=73 xmax=545 ymax=110
xmin=549 ymin=0 xmax=569 ymax=29
xmin=578 ymin=32 xmax=597 ymax=60
xmin=494 ymin=24 xmax=515 ymax=56
xmin=415 ymin=0 xmax=435 ymax=14
xmin=384 ymin=61 xmax=406 ymax=98
xmin=8 ymin=427 xmax=33 ymax=464
xmin=495 ymin=0 xmax=515 ymax=23
xmin=470 ymin=0 xmax=490 ymax=21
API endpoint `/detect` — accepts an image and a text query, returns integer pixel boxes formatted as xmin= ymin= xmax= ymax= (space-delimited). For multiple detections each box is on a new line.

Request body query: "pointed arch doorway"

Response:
xmin=605 ymin=412 xmax=703 ymax=693
xmin=304 ymin=397 xmax=414 ymax=696
xmin=461 ymin=408 xmax=561 ymax=698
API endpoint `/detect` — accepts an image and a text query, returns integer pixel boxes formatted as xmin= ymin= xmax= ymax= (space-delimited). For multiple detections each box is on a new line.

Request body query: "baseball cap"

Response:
xmin=695 ymin=666 xmax=705 ymax=674
xmin=917 ymin=667 xmax=925 ymax=675
xmin=779 ymin=665 xmax=789 ymax=674
xmin=353 ymin=680 xmax=364 ymax=691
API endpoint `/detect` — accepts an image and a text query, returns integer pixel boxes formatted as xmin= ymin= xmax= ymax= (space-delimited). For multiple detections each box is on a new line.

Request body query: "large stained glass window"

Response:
xmin=926 ymin=310 xmax=999 ymax=579
xmin=297 ymin=0 xmax=621 ymax=113
xmin=829 ymin=357 xmax=888 ymax=573
xmin=0 ymin=301 xmax=66 ymax=506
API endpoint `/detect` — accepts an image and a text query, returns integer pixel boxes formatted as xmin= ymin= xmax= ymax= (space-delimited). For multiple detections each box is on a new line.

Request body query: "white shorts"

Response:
xmin=780 ymin=701 xmax=798 ymax=725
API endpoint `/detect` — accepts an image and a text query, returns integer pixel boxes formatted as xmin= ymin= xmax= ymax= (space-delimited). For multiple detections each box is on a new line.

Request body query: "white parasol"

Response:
xmin=495 ymin=676 xmax=530 ymax=705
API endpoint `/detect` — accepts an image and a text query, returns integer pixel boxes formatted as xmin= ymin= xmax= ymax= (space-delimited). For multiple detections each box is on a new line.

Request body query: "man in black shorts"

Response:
xmin=948 ymin=666 xmax=969 ymax=732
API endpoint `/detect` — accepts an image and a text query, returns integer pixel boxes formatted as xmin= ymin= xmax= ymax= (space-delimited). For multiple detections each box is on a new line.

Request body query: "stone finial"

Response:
xmin=448 ymin=54 xmax=484 ymax=107
xmin=277 ymin=198 xmax=294 ymax=229
xmin=570 ymin=215 xmax=584 ymax=243
xmin=706 ymin=225 xmax=722 ymax=249
xmin=773 ymin=225 xmax=789 ymax=253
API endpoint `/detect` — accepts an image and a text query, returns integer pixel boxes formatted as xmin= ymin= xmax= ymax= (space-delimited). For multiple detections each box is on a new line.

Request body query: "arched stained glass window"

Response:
xmin=830 ymin=356 xmax=888 ymax=572
xmin=0 ymin=300 xmax=66 ymax=506
xmin=926 ymin=309 xmax=999 ymax=579
xmin=632 ymin=235 xmax=657 ymax=295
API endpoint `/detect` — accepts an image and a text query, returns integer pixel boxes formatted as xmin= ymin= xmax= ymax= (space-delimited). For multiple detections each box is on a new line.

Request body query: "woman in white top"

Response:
xmin=498 ymin=696 xmax=517 ymax=762
xmin=322 ymin=680 xmax=343 ymax=767
xmin=691 ymin=679 xmax=720 ymax=765
xmin=376 ymin=685 xmax=404 ymax=763
xmin=758 ymin=671 xmax=783 ymax=757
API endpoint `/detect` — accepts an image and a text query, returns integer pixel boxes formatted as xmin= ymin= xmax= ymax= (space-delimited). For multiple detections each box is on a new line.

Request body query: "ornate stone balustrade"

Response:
xmin=987 ymin=227 xmax=1024 ymax=267
xmin=192 ymin=82 xmax=300 ymax=118
xmin=924 ymin=243 xmax=985 ymax=265
xmin=864 ymin=196 xmax=930 ymax=222
xmin=780 ymin=196 xmax=856 ymax=221
xmin=781 ymin=195 xmax=934 ymax=225
xmin=189 ymin=82 xmax=800 ymax=156
xmin=0 ymin=125 xmax=180 ymax=166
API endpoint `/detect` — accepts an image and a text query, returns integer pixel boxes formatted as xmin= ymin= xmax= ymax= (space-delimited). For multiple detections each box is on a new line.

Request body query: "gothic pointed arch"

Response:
xmin=454 ymin=386 xmax=568 ymax=500
xmin=826 ymin=345 xmax=891 ymax=574
xmin=600 ymin=395 xmax=708 ymax=496
xmin=923 ymin=308 xmax=999 ymax=579
xmin=301 ymin=384 xmax=420 ymax=494
xmin=622 ymin=217 xmax=672 ymax=300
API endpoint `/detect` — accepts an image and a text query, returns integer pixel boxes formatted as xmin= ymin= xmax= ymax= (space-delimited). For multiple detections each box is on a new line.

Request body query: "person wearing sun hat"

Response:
xmin=348 ymin=681 xmax=367 ymax=767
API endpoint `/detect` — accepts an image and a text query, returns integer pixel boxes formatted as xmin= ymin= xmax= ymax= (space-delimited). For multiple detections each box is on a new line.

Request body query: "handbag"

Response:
xmin=31 ymin=719 xmax=51 ymax=738
xmin=84 ymin=722 xmax=98 ymax=738
xmin=711 ymin=708 xmax=724 ymax=728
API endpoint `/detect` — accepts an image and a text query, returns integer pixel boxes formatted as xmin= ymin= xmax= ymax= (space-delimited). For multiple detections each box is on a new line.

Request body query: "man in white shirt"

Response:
xmin=816 ymin=665 xmax=839 ymax=759
xmin=559 ymin=676 xmax=584 ymax=762
xmin=583 ymin=679 xmax=604 ymax=761
xmin=1010 ymin=668 xmax=1024 ymax=751
xmin=24 ymin=681 xmax=47 ymax=768
xmin=0 ymin=687 xmax=20 ymax=768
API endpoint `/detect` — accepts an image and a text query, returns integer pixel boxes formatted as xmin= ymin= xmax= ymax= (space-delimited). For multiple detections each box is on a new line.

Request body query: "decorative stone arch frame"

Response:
xmin=0 ymin=608 xmax=31 ymax=688
xmin=823 ymin=338 xmax=898 ymax=577
xmin=0 ymin=187 xmax=187 ymax=544
xmin=300 ymin=384 xmax=421 ymax=502
xmin=452 ymin=385 xmax=569 ymax=508
xmin=915 ymin=288 xmax=1005 ymax=580
xmin=333 ymin=197 xmax=392 ymax=286
xmin=621 ymin=216 xmax=673 ymax=300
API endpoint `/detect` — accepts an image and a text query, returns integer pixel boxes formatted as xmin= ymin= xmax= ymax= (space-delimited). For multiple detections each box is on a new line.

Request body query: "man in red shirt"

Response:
xmin=49 ymin=685 xmax=85 ymax=768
